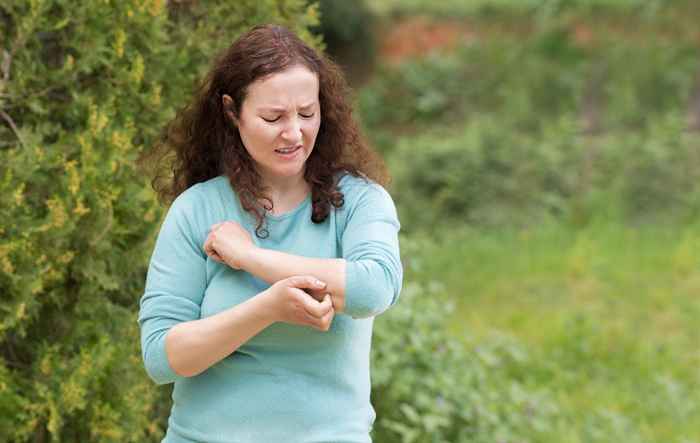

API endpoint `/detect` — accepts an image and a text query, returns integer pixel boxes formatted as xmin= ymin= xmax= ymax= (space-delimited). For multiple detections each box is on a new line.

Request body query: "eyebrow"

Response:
xmin=259 ymin=103 xmax=317 ymax=112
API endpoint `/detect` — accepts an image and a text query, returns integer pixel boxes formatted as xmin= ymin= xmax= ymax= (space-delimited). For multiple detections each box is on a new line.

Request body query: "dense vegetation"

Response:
xmin=362 ymin=1 xmax=700 ymax=442
xmin=1 ymin=0 xmax=698 ymax=441
xmin=359 ymin=27 xmax=700 ymax=231
xmin=0 ymin=1 xmax=319 ymax=441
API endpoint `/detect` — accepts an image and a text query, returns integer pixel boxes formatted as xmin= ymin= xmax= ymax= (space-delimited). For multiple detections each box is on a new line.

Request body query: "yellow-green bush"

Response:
xmin=0 ymin=1 xmax=319 ymax=441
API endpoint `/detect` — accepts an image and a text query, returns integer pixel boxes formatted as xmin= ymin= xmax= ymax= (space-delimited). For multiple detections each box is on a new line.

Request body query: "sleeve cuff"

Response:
xmin=145 ymin=330 xmax=183 ymax=385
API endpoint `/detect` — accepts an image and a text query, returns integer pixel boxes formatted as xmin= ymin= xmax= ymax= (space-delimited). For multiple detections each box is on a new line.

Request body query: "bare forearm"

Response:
xmin=165 ymin=291 xmax=274 ymax=377
xmin=244 ymin=248 xmax=347 ymax=312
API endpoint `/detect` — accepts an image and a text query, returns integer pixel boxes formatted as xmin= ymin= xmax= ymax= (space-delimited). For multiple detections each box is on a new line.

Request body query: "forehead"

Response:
xmin=244 ymin=64 xmax=320 ymax=108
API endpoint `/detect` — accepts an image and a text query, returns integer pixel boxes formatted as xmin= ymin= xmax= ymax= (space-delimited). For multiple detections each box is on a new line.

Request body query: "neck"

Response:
xmin=258 ymin=169 xmax=310 ymax=200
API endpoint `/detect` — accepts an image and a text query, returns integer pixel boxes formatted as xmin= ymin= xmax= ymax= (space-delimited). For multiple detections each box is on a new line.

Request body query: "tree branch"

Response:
xmin=0 ymin=108 xmax=25 ymax=148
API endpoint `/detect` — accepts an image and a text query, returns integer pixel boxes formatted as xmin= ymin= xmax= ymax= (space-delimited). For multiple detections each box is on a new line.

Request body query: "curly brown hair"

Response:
xmin=144 ymin=24 xmax=388 ymax=238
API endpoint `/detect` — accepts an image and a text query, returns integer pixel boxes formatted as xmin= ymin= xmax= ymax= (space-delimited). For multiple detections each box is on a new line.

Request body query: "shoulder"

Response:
xmin=334 ymin=171 xmax=398 ymax=222
xmin=169 ymin=176 xmax=227 ymax=214
xmin=165 ymin=176 xmax=227 ymax=241
xmin=336 ymin=171 xmax=393 ymax=204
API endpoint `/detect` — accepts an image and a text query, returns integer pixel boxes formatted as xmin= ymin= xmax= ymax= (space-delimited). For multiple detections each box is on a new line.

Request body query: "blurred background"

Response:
xmin=1 ymin=0 xmax=699 ymax=442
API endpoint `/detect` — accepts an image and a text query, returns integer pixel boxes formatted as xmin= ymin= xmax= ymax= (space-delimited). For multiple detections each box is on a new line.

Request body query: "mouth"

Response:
xmin=274 ymin=144 xmax=303 ymax=156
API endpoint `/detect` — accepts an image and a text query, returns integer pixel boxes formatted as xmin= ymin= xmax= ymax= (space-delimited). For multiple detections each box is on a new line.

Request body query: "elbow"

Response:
xmin=344 ymin=259 xmax=403 ymax=319
xmin=144 ymin=361 xmax=174 ymax=386
xmin=348 ymin=282 xmax=400 ymax=320
xmin=141 ymin=329 xmax=184 ymax=385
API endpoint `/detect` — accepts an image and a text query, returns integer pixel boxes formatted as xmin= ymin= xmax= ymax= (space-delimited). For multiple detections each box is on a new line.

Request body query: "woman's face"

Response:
xmin=233 ymin=64 xmax=321 ymax=184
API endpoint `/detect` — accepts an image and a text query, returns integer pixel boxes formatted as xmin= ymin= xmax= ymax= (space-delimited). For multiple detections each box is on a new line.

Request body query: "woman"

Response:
xmin=138 ymin=24 xmax=403 ymax=443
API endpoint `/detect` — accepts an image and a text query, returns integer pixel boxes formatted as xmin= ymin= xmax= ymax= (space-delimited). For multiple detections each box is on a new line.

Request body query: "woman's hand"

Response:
xmin=203 ymin=221 xmax=256 ymax=270
xmin=261 ymin=276 xmax=335 ymax=331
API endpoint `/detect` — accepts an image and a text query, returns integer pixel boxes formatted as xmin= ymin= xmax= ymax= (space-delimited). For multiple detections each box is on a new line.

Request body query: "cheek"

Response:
xmin=240 ymin=123 xmax=278 ymax=148
xmin=304 ymin=119 xmax=321 ymax=139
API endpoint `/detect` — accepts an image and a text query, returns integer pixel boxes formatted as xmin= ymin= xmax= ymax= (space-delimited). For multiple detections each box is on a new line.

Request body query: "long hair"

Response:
xmin=143 ymin=24 xmax=387 ymax=237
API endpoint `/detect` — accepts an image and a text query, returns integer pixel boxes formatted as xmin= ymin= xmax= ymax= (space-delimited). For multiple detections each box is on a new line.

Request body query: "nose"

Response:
xmin=281 ymin=116 xmax=303 ymax=145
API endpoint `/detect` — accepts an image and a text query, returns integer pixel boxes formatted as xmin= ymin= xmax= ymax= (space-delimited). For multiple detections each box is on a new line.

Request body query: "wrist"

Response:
xmin=240 ymin=245 xmax=263 ymax=273
xmin=256 ymin=287 xmax=279 ymax=325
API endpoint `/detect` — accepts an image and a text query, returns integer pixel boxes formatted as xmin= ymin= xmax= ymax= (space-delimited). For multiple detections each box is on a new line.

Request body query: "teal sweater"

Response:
xmin=137 ymin=173 xmax=403 ymax=443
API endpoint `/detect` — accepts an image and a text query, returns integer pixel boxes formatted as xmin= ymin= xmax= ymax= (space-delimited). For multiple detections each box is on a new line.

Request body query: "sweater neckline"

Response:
xmin=265 ymin=192 xmax=312 ymax=221
xmin=218 ymin=175 xmax=311 ymax=222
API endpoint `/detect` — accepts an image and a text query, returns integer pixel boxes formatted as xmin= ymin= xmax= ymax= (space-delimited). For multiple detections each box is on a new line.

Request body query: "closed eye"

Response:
xmin=262 ymin=112 xmax=314 ymax=123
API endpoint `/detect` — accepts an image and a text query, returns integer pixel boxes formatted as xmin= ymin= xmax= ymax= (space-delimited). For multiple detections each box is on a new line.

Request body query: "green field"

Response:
xmin=402 ymin=221 xmax=700 ymax=442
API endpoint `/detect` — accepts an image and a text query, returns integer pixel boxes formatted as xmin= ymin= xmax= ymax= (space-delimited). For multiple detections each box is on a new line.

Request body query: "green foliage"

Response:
xmin=388 ymin=115 xmax=700 ymax=231
xmin=404 ymin=222 xmax=700 ymax=442
xmin=371 ymin=258 xmax=560 ymax=442
xmin=359 ymin=35 xmax=698 ymax=144
xmin=359 ymin=25 xmax=700 ymax=231
xmin=368 ymin=0 xmax=697 ymax=20
xmin=313 ymin=0 xmax=375 ymax=54
xmin=362 ymin=5 xmax=700 ymax=441
xmin=0 ymin=1 xmax=319 ymax=441
xmin=359 ymin=36 xmax=588 ymax=148
xmin=601 ymin=44 xmax=699 ymax=128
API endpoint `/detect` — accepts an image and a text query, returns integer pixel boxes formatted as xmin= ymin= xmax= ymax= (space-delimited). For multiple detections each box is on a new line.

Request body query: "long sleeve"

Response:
xmin=341 ymin=183 xmax=403 ymax=319
xmin=137 ymin=188 xmax=207 ymax=385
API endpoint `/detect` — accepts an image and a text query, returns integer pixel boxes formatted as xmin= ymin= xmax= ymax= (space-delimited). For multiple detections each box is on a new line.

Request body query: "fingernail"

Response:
xmin=315 ymin=279 xmax=326 ymax=287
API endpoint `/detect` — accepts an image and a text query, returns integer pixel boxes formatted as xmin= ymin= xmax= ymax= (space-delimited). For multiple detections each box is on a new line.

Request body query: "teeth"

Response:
xmin=276 ymin=146 xmax=298 ymax=153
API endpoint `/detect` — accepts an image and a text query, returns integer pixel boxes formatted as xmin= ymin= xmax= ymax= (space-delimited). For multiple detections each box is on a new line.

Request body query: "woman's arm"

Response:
xmin=164 ymin=290 xmax=274 ymax=378
xmin=165 ymin=276 xmax=333 ymax=378
xmin=242 ymin=249 xmax=347 ymax=311
xmin=204 ymin=182 xmax=403 ymax=319
xmin=139 ymin=189 xmax=208 ymax=385
xmin=203 ymin=218 xmax=347 ymax=311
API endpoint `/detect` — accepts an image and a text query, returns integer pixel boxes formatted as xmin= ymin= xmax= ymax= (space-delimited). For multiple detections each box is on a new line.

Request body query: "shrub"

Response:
xmin=387 ymin=116 xmax=700 ymax=231
xmin=358 ymin=33 xmax=698 ymax=152
xmin=371 ymin=251 xmax=560 ymax=442
xmin=313 ymin=0 xmax=376 ymax=60
xmin=0 ymin=1 xmax=319 ymax=441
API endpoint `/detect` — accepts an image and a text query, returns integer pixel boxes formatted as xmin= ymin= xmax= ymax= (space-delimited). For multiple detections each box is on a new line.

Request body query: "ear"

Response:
xmin=221 ymin=94 xmax=239 ymax=126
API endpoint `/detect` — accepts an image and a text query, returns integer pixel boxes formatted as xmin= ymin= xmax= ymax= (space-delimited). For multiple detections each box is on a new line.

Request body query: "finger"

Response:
xmin=316 ymin=294 xmax=334 ymax=316
xmin=303 ymin=287 xmax=329 ymax=302
xmin=210 ymin=222 xmax=224 ymax=232
xmin=204 ymin=237 xmax=219 ymax=258
xmin=313 ymin=302 xmax=335 ymax=331
xmin=203 ymin=234 xmax=215 ymax=255
xmin=203 ymin=234 xmax=224 ymax=262
xmin=286 ymin=275 xmax=327 ymax=291
xmin=293 ymin=288 xmax=331 ymax=318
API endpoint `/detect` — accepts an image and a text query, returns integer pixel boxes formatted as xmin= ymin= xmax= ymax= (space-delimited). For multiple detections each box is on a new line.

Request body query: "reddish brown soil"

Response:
xmin=378 ymin=16 xmax=474 ymax=63
xmin=377 ymin=15 xmax=700 ymax=64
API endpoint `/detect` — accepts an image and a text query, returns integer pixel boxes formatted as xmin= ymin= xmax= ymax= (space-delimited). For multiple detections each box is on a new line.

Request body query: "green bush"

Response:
xmin=388 ymin=116 xmax=700 ymax=231
xmin=371 ymin=243 xmax=560 ymax=442
xmin=313 ymin=0 xmax=376 ymax=60
xmin=361 ymin=27 xmax=700 ymax=230
xmin=601 ymin=44 xmax=699 ymax=129
xmin=0 ymin=1 xmax=319 ymax=441
xmin=358 ymin=36 xmax=587 ymax=151
xmin=369 ymin=0 xmax=697 ymax=20
xmin=358 ymin=34 xmax=698 ymax=151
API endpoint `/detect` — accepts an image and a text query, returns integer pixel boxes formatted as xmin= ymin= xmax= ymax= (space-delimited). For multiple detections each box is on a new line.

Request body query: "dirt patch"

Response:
xmin=378 ymin=16 xmax=473 ymax=63
xmin=377 ymin=15 xmax=700 ymax=64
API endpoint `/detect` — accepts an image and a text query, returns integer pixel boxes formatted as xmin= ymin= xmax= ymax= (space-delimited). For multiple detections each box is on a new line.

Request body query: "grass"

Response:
xmin=402 ymin=220 xmax=700 ymax=442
